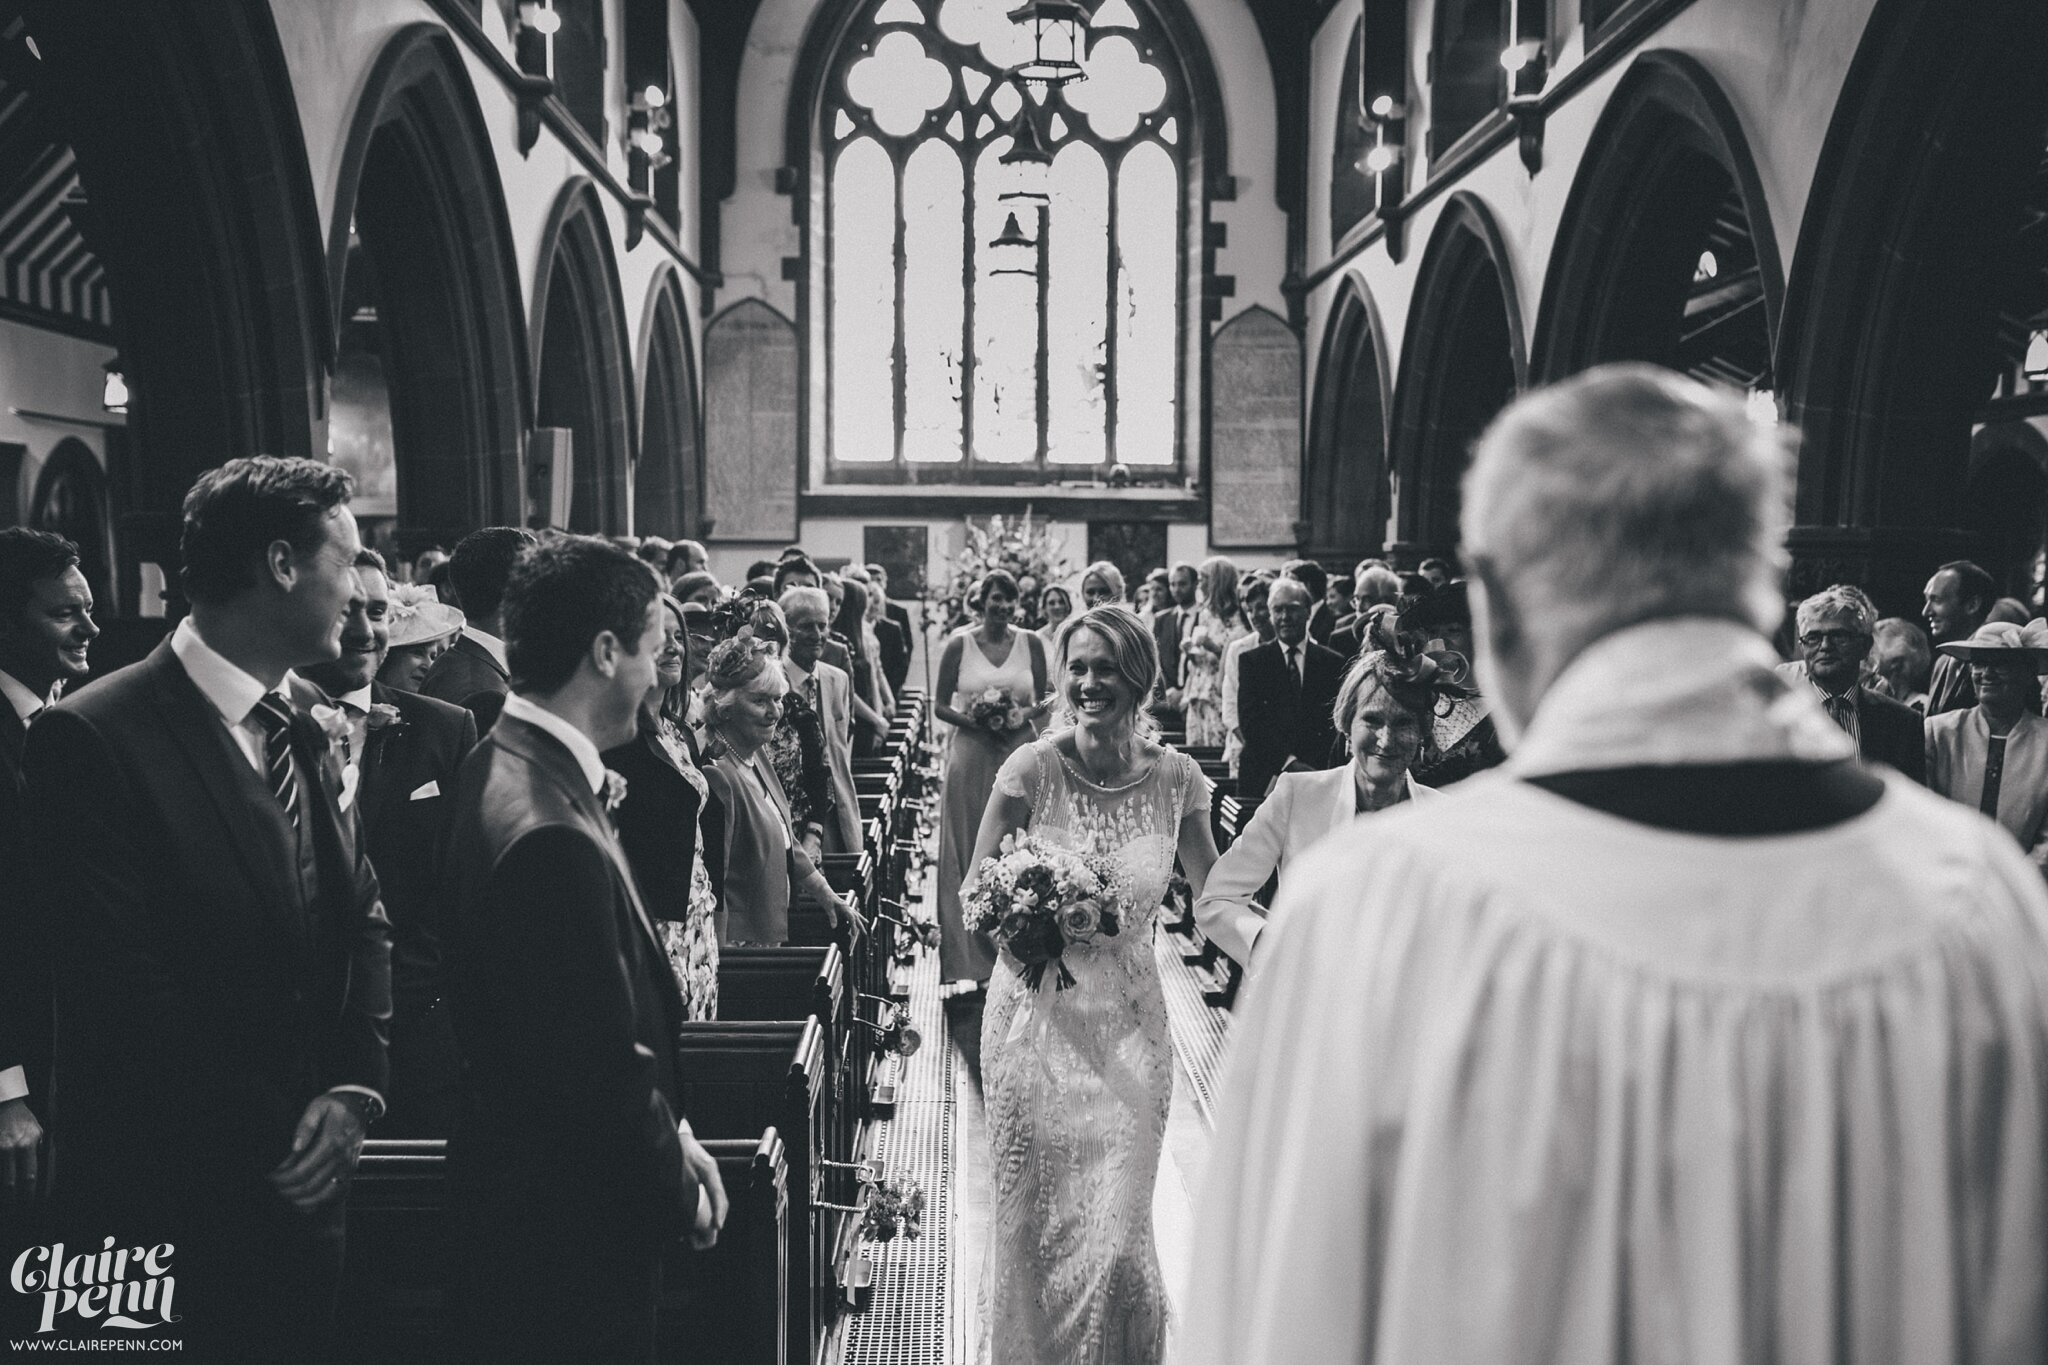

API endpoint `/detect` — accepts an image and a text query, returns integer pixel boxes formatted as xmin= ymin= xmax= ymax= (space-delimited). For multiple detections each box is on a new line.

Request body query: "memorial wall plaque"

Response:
xmin=703 ymin=298 xmax=799 ymax=542
xmin=1209 ymin=308 xmax=1302 ymax=548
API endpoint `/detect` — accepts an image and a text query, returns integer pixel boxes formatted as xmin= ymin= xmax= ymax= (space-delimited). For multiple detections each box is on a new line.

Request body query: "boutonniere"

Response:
xmin=308 ymin=703 xmax=351 ymax=747
xmin=602 ymin=769 xmax=629 ymax=813
xmin=338 ymin=761 xmax=360 ymax=813
xmin=364 ymin=702 xmax=404 ymax=732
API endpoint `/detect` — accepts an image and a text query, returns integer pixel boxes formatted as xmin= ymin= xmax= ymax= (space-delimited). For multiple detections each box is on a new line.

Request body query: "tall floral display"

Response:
xmin=931 ymin=509 xmax=1071 ymax=635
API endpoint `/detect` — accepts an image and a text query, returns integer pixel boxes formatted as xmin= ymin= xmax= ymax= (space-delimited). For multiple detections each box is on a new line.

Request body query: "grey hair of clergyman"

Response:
xmin=1462 ymin=364 xmax=1794 ymax=642
xmin=1795 ymin=584 xmax=1878 ymax=640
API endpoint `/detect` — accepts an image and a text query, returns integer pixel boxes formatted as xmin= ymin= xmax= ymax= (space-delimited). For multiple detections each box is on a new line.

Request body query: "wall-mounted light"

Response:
xmin=101 ymin=358 xmax=127 ymax=415
xmin=628 ymin=85 xmax=673 ymax=171
xmin=517 ymin=1 xmax=562 ymax=36
xmin=515 ymin=0 xmax=560 ymax=86
xmin=2025 ymin=328 xmax=2048 ymax=383
xmin=1368 ymin=94 xmax=1405 ymax=123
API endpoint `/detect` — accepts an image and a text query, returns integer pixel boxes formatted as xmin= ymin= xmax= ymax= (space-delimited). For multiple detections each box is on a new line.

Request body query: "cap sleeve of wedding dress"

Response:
xmin=992 ymin=740 xmax=1040 ymax=803
xmin=1176 ymin=750 xmax=1213 ymax=820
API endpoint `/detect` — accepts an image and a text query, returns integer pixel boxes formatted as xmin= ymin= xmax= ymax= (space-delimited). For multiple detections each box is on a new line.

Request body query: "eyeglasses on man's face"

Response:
xmin=1798 ymin=629 xmax=1864 ymax=650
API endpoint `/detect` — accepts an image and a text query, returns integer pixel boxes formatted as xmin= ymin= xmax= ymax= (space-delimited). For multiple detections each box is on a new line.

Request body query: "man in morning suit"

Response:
xmin=1236 ymin=577 xmax=1346 ymax=805
xmin=300 ymin=549 xmax=477 ymax=1135
xmin=419 ymin=525 xmax=535 ymax=734
xmin=1783 ymin=584 xmax=1925 ymax=781
xmin=21 ymin=458 xmax=391 ymax=1360
xmin=0 ymin=531 xmax=96 ymax=1226
xmin=444 ymin=536 xmax=725 ymax=1364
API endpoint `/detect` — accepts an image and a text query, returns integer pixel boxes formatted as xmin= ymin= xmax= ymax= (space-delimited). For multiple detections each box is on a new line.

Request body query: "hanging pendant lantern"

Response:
xmin=999 ymin=104 xmax=1055 ymax=168
xmin=989 ymin=211 xmax=1037 ymax=252
xmin=1007 ymin=0 xmax=1089 ymax=89
xmin=988 ymin=209 xmax=1041 ymax=279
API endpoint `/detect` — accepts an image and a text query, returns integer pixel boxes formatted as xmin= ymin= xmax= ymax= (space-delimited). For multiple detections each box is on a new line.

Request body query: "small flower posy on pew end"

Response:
xmin=863 ymin=1174 xmax=927 ymax=1242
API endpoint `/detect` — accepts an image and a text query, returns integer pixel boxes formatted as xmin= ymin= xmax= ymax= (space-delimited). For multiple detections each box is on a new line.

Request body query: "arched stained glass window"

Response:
xmin=825 ymin=0 xmax=1192 ymax=476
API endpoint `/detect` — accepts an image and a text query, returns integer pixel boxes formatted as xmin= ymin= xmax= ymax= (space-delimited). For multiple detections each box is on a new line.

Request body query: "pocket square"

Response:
xmin=410 ymin=780 xmax=440 ymax=801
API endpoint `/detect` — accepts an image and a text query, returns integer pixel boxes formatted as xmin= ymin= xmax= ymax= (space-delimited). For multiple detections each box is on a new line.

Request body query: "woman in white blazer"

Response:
xmin=1194 ymin=639 xmax=1456 ymax=969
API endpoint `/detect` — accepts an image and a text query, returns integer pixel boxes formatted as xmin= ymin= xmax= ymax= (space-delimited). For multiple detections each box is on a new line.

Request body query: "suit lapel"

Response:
xmin=146 ymin=644 xmax=300 ymax=909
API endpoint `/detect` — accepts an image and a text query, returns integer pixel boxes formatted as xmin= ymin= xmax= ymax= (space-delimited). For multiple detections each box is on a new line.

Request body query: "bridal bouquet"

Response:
xmin=964 ymin=832 xmax=1124 ymax=991
xmin=969 ymin=686 xmax=1024 ymax=735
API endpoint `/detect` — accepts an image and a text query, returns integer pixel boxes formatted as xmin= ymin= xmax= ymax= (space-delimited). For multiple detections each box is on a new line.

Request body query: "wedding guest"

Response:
xmin=410 ymin=545 xmax=449 ymax=585
xmin=1220 ymin=571 xmax=1274 ymax=775
xmin=866 ymin=561 xmax=915 ymax=694
xmin=781 ymin=586 xmax=863 ymax=855
xmin=635 ymin=537 xmax=672 ymax=571
xmin=603 ymin=594 xmax=721 ymax=1020
xmin=933 ymin=571 xmax=1050 ymax=987
xmin=773 ymin=554 xmax=822 ymax=597
xmin=23 ymin=457 xmax=391 ymax=1361
xmin=1872 ymin=615 xmax=1934 ymax=711
xmin=0 ymin=528 xmax=96 ymax=1209
xmin=1988 ymin=595 xmax=2033 ymax=626
xmin=375 ymin=581 xmax=465 ymax=694
xmin=1923 ymin=559 xmax=1996 ymax=715
xmin=1191 ymin=364 xmax=2048 ymax=1365
xmin=421 ymin=526 xmax=536 ymax=733
xmin=1195 ymin=644 xmax=1445 ymax=968
xmin=1153 ymin=562 xmax=1197 ymax=711
xmin=671 ymin=569 xmax=721 ymax=611
xmin=1283 ymin=559 xmax=1336 ymax=644
xmin=1181 ymin=556 xmax=1249 ymax=747
xmin=444 ymin=535 xmax=725 ymax=1363
xmin=300 ymin=550 xmax=476 ymax=1136
xmin=1234 ymin=578 xmax=1345 ymax=804
xmin=664 ymin=538 xmax=709 ymax=586
xmin=1082 ymin=561 xmax=1128 ymax=611
xmin=855 ymin=569 xmax=908 ymax=718
xmin=834 ymin=575 xmax=895 ymax=733
xmin=1418 ymin=556 xmax=1454 ymax=588
xmin=1135 ymin=566 xmax=1167 ymax=619
xmin=1777 ymin=586 xmax=1923 ymax=781
xmin=1036 ymin=583 xmax=1074 ymax=648
xmin=700 ymin=638 xmax=862 ymax=945
xmin=1925 ymin=622 xmax=2048 ymax=867
xmin=1328 ymin=565 xmax=1402 ymax=659
xmin=1400 ymin=581 xmax=1508 ymax=787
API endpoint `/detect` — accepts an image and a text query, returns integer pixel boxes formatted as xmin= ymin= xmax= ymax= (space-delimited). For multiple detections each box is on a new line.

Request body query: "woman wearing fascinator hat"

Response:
xmin=1398 ymin=580 xmax=1509 ymax=787
xmin=1925 ymin=620 xmax=2048 ymax=867
xmin=1191 ymin=614 xmax=1453 ymax=971
xmin=375 ymin=581 xmax=465 ymax=693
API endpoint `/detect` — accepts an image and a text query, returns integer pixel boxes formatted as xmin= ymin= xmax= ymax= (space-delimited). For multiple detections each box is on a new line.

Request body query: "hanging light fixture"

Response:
xmin=999 ymin=104 xmax=1055 ymax=168
xmin=629 ymin=84 xmax=673 ymax=169
xmin=2025 ymin=328 xmax=2048 ymax=384
xmin=1007 ymin=0 xmax=1090 ymax=89
xmin=989 ymin=209 xmax=1040 ymax=278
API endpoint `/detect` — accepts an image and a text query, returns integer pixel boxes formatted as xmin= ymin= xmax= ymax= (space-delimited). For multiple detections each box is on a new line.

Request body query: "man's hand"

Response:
xmin=681 ymin=1131 xmax=729 ymax=1250
xmin=268 ymin=1094 xmax=367 ymax=1214
xmin=0 ymin=1097 xmax=45 ymax=1205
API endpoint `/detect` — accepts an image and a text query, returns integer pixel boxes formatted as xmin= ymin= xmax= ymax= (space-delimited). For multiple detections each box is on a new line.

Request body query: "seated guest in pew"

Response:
xmin=605 ymin=593 xmax=722 ymax=1020
xmin=373 ymin=579 xmax=464 ymax=694
xmin=299 ymin=550 xmax=476 ymax=1137
xmin=1234 ymin=577 xmax=1345 ymax=805
xmin=700 ymin=636 xmax=864 ymax=947
xmin=444 ymin=536 xmax=726 ymax=1365
xmin=1189 ymin=365 xmax=2048 ymax=1365
xmin=1194 ymin=639 xmax=1445 ymax=970
xmin=419 ymin=525 xmax=536 ymax=734
xmin=1924 ymin=622 xmax=2048 ymax=869
xmin=23 ymin=458 xmax=391 ymax=1360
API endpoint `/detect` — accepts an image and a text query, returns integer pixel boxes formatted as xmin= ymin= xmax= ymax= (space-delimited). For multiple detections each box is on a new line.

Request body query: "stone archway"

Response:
xmin=532 ymin=180 xmax=633 ymax=535
xmin=1389 ymin=192 xmax=1526 ymax=559
xmin=634 ymin=269 xmax=702 ymax=540
xmin=1301 ymin=280 xmax=1392 ymax=560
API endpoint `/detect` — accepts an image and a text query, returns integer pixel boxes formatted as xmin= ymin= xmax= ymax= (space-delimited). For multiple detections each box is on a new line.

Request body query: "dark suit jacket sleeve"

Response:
xmin=20 ymin=708 xmax=186 ymax=1114
xmin=315 ymin=723 xmax=394 ymax=1099
xmin=0 ymin=732 xmax=50 ymax=1105
xmin=605 ymin=738 xmax=703 ymax=922
xmin=482 ymin=825 xmax=689 ymax=1219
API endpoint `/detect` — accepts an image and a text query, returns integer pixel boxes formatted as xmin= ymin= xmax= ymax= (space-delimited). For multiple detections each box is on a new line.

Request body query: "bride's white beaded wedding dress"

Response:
xmin=977 ymin=737 xmax=1209 ymax=1365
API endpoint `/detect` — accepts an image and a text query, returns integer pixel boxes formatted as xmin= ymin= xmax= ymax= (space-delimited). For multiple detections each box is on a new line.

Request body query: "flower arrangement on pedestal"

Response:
xmin=931 ymin=508 xmax=1071 ymax=635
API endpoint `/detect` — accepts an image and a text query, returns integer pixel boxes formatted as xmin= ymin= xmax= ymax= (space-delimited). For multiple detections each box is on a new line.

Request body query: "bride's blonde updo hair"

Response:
xmin=1049 ymin=604 xmax=1160 ymax=741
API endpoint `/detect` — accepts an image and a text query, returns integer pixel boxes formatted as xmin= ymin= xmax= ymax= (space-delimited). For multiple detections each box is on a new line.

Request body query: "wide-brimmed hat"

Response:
xmin=1934 ymin=620 xmax=2048 ymax=663
xmin=386 ymin=582 xmax=464 ymax=650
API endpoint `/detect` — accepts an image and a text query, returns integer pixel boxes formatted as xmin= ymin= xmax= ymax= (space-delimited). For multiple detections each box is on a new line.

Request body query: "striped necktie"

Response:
xmin=251 ymin=694 xmax=302 ymax=831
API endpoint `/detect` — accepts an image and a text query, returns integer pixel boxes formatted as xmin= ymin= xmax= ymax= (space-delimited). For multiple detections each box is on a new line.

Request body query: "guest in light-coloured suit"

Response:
xmin=780 ymin=586 xmax=862 ymax=854
xmin=1925 ymin=620 xmax=2048 ymax=868
xmin=1194 ymin=642 xmax=1444 ymax=969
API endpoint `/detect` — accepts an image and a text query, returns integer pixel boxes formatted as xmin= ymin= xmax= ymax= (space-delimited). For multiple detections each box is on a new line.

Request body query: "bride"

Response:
xmin=966 ymin=605 xmax=1220 ymax=1363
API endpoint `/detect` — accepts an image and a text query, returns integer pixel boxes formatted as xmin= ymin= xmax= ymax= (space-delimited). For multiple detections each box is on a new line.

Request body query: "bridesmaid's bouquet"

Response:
xmin=969 ymin=686 xmax=1025 ymax=735
xmin=964 ymin=832 xmax=1124 ymax=991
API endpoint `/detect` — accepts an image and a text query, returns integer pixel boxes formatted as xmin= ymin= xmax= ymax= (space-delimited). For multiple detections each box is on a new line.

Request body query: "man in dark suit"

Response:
xmin=1789 ymin=585 xmax=1926 ymax=781
xmin=420 ymin=525 xmax=535 ymax=734
xmin=300 ymin=550 xmax=476 ymax=1136
xmin=1922 ymin=559 xmax=1995 ymax=716
xmin=1151 ymin=562 xmax=1196 ymax=730
xmin=1236 ymin=577 xmax=1346 ymax=805
xmin=21 ymin=457 xmax=391 ymax=1359
xmin=867 ymin=561 xmax=914 ymax=694
xmin=445 ymin=536 xmax=725 ymax=1364
xmin=0 ymin=530 xmax=97 ymax=1224
xmin=1284 ymin=559 xmax=1336 ymax=646
xmin=1328 ymin=565 xmax=1404 ymax=661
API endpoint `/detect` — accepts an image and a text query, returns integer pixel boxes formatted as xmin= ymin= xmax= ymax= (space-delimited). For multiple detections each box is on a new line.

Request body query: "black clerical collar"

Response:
xmin=1525 ymin=760 xmax=1883 ymax=835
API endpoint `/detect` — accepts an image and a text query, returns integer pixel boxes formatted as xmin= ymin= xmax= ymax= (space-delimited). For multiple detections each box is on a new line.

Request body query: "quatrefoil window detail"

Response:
xmin=846 ymin=31 xmax=954 ymax=137
xmin=1063 ymin=35 xmax=1167 ymax=141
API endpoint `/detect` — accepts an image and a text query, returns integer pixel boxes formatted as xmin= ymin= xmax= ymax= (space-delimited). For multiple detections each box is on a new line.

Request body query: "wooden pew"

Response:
xmin=339 ymin=1128 xmax=792 ymax=1365
xmin=675 ymin=1019 xmax=831 ymax=1365
xmin=717 ymin=946 xmax=857 ymax=1203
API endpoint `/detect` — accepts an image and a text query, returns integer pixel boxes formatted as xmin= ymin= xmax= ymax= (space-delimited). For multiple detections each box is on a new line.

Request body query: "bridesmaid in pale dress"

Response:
xmin=933 ymin=570 xmax=1051 ymax=988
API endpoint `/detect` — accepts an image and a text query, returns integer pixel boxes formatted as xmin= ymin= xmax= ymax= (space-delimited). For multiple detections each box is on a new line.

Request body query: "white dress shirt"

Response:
xmin=170 ymin=617 xmax=295 ymax=774
xmin=499 ymin=691 xmax=604 ymax=793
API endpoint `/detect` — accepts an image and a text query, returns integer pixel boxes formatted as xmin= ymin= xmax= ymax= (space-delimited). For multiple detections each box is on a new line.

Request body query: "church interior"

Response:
xmin=1 ymin=0 xmax=2045 ymax=1359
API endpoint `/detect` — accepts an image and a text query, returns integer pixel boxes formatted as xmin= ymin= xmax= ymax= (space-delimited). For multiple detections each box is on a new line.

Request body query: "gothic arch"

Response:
xmin=1532 ymin=50 xmax=1784 ymax=391
xmin=328 ymin=23 xmax=531 ymax=542
xmin=531 ymin=180 xmax=634 ymax=535
xmin=29 ymin=438 xmax=111 ymax=606
xmin=634 ymin=268 xmax=703 ymax=540
xmin=1302 ymin=278 xmax=1392 ymax=559
xmin=1389 ymin=191 xmax=1526 ymax=557
xmin=1776 ymin=0 xmax=2048 ymax=608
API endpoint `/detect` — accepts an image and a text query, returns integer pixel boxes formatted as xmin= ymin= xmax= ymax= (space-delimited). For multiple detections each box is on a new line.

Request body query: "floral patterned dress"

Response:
xmin=1180 ymin=607 xmax=1248 ymax=747
xmin=655 ymin=722 xmax=720 ymax=1020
